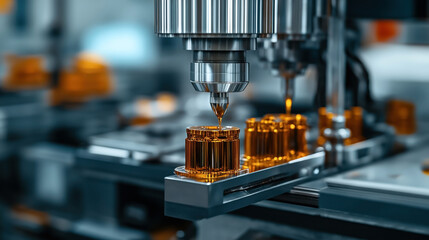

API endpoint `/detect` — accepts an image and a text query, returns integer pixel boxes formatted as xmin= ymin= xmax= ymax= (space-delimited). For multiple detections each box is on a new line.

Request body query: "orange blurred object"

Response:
xmin=130 ymin=117 xmax=153 ymax=126
xmin=317 ymin=107 xmax=333 ymax=146
xmin=386 ymin=100 xmax=417 ymax=135
xmin=175 ymin=126 xmax=244 ymax=182
xmin=318 ymin=107 xmax=365 ymax=146
xmin=73 ymin=53 xmax=113 ymax=96
xmin=344 ymin=107 xmax=365 ymax=145
xmin=0 ymin=0 xmax=13 ymax=14
xmin=3 ymin=55 xmax=50 ymax=90
xmin=243 ymin=114 xmax=308 ymax=172
xmin=374 ymin=20 xmax=400 ymax=43
xmin=50 ymin=53 xmax=113 ymax=105
xmin=423 ymin=160 xmax=429 ymax=176
xmin=11 ymin=205 xmax=50 ymax=226
xmin=156 ymin=93 xmax=177 ymax=113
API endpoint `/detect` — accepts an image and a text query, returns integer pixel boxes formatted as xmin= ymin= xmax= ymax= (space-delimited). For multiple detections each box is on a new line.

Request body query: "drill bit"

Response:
xmin=210 ymin=92 xmax=229 ymax=130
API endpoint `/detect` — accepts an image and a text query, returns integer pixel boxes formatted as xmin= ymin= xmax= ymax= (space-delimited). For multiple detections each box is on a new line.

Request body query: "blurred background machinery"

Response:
xmin=0 ymin=0 xmax=429 ymax=240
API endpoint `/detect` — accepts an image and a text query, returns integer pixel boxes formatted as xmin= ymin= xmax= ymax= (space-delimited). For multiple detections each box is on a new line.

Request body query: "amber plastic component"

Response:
xmin=243 ymin=114 xmax=308 ymax=172
xmin=3 ymin=55 xmax=50 ymax=90
xmin=374 ymin=20 xmax=400 ymax=43
xmin=318 ymin=107 xmax=365 ymax=146
xmin=423 ymin=160 xmax=429 ymax=176
xmin=317 ymin=107 xmax=333 ymax=146
xmin=11 ymin=205 xmax=49 ymax=226
xmin=73 ymin=53 xmax=113 ymax=96
xmin=289 ymin=114 xmax=308 ymax=159
xmin=344 ymin=107 xmax=365 ymax=145
xmin=175 ymin=126 xmax=246 ymax=182
xmin=0 ymin=0 xmax=13 ymax=14
xmin=50 ymin=53 xmax=113 ymax=105
xmin=129 ymin=93 xmax=177 ymax=126
xmin=386 ymin=100 xmax=416 ymax=135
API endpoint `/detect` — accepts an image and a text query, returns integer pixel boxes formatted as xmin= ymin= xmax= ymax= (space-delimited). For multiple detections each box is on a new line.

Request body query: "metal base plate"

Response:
xmin=165 ymin=151 xmax=324 ymax=220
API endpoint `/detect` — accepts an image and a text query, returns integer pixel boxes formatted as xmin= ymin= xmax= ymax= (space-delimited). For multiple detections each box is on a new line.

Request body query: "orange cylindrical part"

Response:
xmin=244 ymin=118 xmax=258 ymax=158
xmin=277 ymin=121 xmax=289 ymax=161
xmin=318 ymin=107 xmax=365 ymax=146
xmin=243 ymin=114 xmax=308 ymax=172
xmin=374 ymin=20 xmax=400 ymax=43
xmin=50 ymin=53 xmax=113 ymax=106
xmin=317 ymin=107 xmax=333 ymax=146
xmin=284 ymin=114 xmax=308 ymax=159
xmin=3 ymin=55 xmax=50 ymax=90
xmin=345 ymin=107 xmax=365 ymax=145
xmin=295 ymin=115 xmax=309 ymax=158
xmin=177 ymin=126 xmax=240 ymax=181
xmin=386 ymin=100 xmax=416 ymax=135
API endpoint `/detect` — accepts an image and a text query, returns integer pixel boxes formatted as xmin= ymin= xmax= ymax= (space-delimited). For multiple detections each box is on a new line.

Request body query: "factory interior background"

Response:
xmin=0 ymin=0 xmax=429 ymax=239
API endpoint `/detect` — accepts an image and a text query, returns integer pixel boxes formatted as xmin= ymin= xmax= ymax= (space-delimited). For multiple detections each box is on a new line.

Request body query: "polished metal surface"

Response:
xmin=155 ymin=0 xmax=273 ymax=37
xmin=191 ymin=49 xmax=249 ymax=95
xmin=258 ymin=39 xmax=292 ymax=64
xmin=323 ymin=0 xmax=348 ymax=167
xmin=277 ymin=0 xmax=314 ymax=39
xmin=257 ymin=0 xmax=318 ymax=87
xmin=183 ymin=38 xmax=256 ymax=51
xmin=258 ymin=39 xmax=306 ymax=76
xmin=325 ymin=0 xmax=346 ymax=116
xmin=326 ymin=146 xmax=429 ymax=198
xmin=189 ymin=43 xmax=249 ymax=100
xmin=190 ymin=62 xmax=249 ymax=92
xmin=164 ymin=151 xmax=324 ymax=220
xmin=323 ymin=115 xmax=350 ymax=167
xmin=314 ymin=147 xmax=429 ymax=231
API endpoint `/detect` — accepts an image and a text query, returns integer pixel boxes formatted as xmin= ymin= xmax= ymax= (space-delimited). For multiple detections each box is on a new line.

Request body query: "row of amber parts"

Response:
xmin=177 ymin=115 xmax=310 ymax=182
xmin=243 ymin=114 xmax=308 ymax=172
xmin=3 ymin=54 xmax=113 ymax=105
xmin=175 ymin=102 xmax=416 ymax=182
xmin=318 ymin=101 xmax=417 ymax=147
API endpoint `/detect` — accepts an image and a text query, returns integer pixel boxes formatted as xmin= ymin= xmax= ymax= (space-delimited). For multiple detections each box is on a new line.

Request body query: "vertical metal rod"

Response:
xmin=49 ymin=0 xmax=66 ymax=87
xmin=326 ymin=0 xmax=346 ymax=116
xmin=323 ymin=0 xmax=350 ymax=168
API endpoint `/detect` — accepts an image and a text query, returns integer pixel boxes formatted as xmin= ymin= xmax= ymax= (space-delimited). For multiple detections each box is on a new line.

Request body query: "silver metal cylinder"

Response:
xmin=326 ymin=0 xmax=346 ymax=116
xmin=258 ymin=0 xmax=317 ymax=71
xmin=323 ymin=0 xmax=349 ymax=168
xmin=277 ymin=0 xmax=314 ymax=40
xmin=155 ymin=0 xmax=273 ymax=37
xmin=190 ymin=49 xmax=249 ymax=93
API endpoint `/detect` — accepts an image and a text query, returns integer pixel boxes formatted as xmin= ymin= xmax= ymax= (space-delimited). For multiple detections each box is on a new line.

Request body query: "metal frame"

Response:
xmin=343 ymin=124 xmax=394 ymax=168
xmin=164 ymin=151 xmax=324 ymax=220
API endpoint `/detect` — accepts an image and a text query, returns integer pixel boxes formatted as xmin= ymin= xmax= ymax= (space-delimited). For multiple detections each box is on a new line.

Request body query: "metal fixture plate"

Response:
xmin=164 ymin=151 xmax=324 ymax=220
xmin=326 ymin=146 xmax=429 ymax=199
xmin=343 ymin=124 xmax=394 ymax=168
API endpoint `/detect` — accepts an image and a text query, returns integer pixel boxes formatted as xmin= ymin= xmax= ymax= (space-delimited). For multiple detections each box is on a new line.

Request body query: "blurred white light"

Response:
xmin=82 ymin=22 xmax=157 ymax=68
